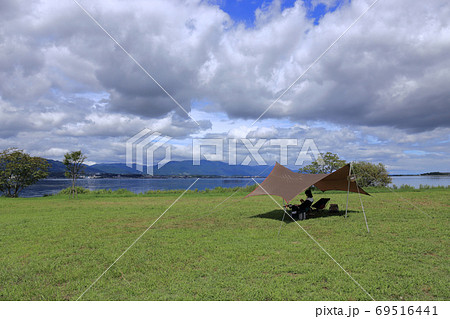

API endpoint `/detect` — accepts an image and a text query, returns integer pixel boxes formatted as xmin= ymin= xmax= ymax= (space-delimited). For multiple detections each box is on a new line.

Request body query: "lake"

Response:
xmin=17 ymin=177 xmax=267 ymax=198
xmin=8 ymin=175 xmax=450 ymax=198
xmin=390 ymin=175 xmax=450 ymax=188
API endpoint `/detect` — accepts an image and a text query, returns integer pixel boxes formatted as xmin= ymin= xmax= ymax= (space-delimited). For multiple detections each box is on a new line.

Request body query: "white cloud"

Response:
xmin=0 ymin=0 xmax=449 ymax=173
xmin=247 ymin=126 xmax=279 ymax=138
xmin=36 ymin=147 xmax=70 ymax=158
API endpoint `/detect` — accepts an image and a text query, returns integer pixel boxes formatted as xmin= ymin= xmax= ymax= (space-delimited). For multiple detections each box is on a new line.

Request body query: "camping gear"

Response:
xmin=248 ymin=163 xmax=370 ymax=232
xmin=246 ymin=163 xmax=369 ymax=204
xmin=329 ymin=204 xmax=339 ymax=212
xmin=312 ymin=198 xmax=330 ymax=210
xmin=290 ymin=201 xmax=312 ymax=220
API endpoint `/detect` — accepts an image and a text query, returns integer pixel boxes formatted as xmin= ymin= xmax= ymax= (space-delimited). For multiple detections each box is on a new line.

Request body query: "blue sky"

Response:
xmin=0 ymin=0 xmax=449 ymax=175
xmin=215 ymin=0 xmax=346 ymax=25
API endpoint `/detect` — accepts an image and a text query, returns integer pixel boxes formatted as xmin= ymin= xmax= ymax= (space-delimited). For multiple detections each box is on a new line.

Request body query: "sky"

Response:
xmin=0 ymin=0 xmax=449 ymax=174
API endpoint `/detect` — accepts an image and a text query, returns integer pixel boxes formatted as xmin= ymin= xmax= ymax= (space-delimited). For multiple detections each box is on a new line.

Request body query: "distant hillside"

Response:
xmin=90 ymin=163 xmax=141 ymax=175
xmin=421 ymin=172 xmax=450 ymax=176
xmin=46 ymin=159 xmax=104 ymax=177
xmin=44 ymin=159 xmax=271 ymax=177
xmin=154 ymin=160 xmax=270 ymax=176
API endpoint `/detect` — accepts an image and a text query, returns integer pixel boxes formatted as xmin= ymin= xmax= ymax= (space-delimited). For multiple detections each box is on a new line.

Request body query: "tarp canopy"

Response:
xmin=314 ymin=164 xmax=369 ymax=195
xmin=246 ymin=163 xmax=369 ymax=203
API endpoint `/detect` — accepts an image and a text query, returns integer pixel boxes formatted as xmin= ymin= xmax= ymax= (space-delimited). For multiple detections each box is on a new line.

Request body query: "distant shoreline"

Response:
xmin=390 ymin=173 xmax=450 ymax=177
xmin=46 ymin=172 xmax=450 ymax=179
xmin=45 ymin=175 xmax=267 ymax=179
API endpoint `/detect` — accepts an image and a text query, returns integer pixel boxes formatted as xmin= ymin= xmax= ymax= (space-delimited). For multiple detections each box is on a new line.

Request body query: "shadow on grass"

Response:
xmin=250 ymin=209 xmax=360 ymax=223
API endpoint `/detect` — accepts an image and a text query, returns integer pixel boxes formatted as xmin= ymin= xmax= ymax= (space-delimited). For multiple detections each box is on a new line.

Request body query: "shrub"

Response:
xmin=59 ymin=186 xmax=91 ymax=195
xmin=91 ymin=189 xmax=113 ymax=195
xmin=113 ymin=188 xmax=135 ymax=196
xmin=352 ymin=161 xmax=392 ymax=187
xmin=399 ymin=184 xmax=415 ymax=190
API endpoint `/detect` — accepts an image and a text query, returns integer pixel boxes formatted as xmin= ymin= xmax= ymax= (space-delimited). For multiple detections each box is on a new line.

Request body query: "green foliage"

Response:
xmin=352 ymin=161 xmax=392 ymax=187
xmin=298 ymin=152 xmax=391 ymax=188
xmin=0 ymin=148 xmax=49 ymax=198
xmin=92 ymin=189 xmax=113 ymax=195
xmin=398 ymin=184 xmax=416 ymax=190
xmin=58 ymin=187 xmax=136 ymax=197
xmin=0 ymin=188 xmax=448 ymax=300
xmin=299 ymin=152 xmax=347 ymax=174
xmin=199 ymin=185 xmax=257 ymax=194
xmin=144 ymin=184 xmax=258 ymax=196
xmin=51 ymin=184 xmax=448 ymax=198
xmin=63 ymin=151 xmax=87 ymax=198
xmin=90 ymin=189 xmax=134 ymax=196
xmin=58 ymin=186 xmax=91 ymax=195
xmin=110 ymin=188 xmax=135 ymax=196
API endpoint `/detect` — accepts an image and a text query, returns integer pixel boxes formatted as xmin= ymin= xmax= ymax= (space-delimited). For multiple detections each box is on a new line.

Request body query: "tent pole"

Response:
xmin=345 ymin=163 xmax=351 ymax=218
xmin=356 ymin=182 xmax=370 ymax=233
xmin=278 ymin=199 xmax=286 ymax=236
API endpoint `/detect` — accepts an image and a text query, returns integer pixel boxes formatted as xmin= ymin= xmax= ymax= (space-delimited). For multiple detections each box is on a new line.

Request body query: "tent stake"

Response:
xmin=345 ymin=163 xmax=352 ymax=218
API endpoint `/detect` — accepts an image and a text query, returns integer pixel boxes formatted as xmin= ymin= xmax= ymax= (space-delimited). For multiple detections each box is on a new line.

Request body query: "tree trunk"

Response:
xmin=14 ymin=184 xmax=19 ymax=198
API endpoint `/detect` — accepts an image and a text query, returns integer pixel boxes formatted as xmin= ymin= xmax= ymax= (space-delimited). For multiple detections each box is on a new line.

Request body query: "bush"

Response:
xmin=399 ymin=184 xmax=416 ymax=190
xmin=59 ymin=186 xmax=91 ymax=195
xmin=113 ymin=188 xmax=135 ymax=195
xmin=352 ymin=161 xmax=392 ymax=187
xmin=53 ymin=184 xmax=263 ymax=197
xmin=91 ymin=189 xmax=113 ymax=195
xmin=240 ymin=184 xmax=258 ymax=193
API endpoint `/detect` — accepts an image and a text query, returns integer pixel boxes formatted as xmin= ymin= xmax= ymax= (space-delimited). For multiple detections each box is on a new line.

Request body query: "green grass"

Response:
xmin=0 ymin=187 xmax=449 ymax=301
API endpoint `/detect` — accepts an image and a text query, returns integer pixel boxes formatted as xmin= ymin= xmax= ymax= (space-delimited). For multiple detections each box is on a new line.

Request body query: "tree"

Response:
xmin=351 ymin=161 xmax=392 ymax=187
xmin=299 ymin=152 xmax=347 ymax=174
xmin=63 ymin=151 xmax=87 ymax=198
xmin=0 ymin=148 xmax=49 ymax=198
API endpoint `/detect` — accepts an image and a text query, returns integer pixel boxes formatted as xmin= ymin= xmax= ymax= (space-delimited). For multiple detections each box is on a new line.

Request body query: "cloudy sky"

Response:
xmin=0 ymin=0 xmax=449 ymax=174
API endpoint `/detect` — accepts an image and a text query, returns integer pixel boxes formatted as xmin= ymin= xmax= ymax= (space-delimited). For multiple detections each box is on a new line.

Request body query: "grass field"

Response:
xmin=0 ymin=187 xmax=449 ymax=301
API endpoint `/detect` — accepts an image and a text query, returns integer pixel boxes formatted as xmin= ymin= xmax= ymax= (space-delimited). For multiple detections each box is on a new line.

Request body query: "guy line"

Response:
xmin=76 ymin=178 xmax=200 ymax=300
xmin=252 ymin=178 xmax=376 ymax=301
xmin=251 ymin=0 xmax=382 ymax=126
xmin=196 ymin=164 xmax=273 ymax=220
xmin=71 ymin=0 xmax=382 ymax=300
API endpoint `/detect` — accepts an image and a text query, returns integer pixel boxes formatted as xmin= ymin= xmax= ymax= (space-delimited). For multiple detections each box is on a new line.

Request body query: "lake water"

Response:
xmin=390 ymin=175 xmax=450 ymax=188
xmin=17 ymin=177 xmax=267 ymax=198
xmin=7 ymin=175 xmax=450 ymax=198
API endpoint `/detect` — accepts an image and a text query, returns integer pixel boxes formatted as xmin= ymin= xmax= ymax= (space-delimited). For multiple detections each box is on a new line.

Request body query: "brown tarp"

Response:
xmin=314 ymin=164 xmax=369 ymax=195
xmin=246 ymin=163 xmax=369 ymax=203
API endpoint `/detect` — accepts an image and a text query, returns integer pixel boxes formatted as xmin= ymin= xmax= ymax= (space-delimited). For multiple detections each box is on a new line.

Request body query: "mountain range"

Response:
xmin=46 ymin=159 xmax=271 ymax=177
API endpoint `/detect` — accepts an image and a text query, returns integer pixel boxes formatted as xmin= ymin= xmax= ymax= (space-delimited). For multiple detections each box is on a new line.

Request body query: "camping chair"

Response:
xmin=287 ymin=198 xmax=331 ymax=220
xmin=311 ymin=198 xmax=330 ymax=210
xmin=307 ymin=198 xmax=331 ymax=218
